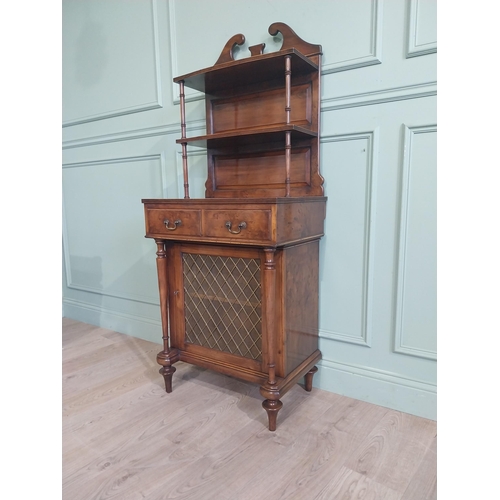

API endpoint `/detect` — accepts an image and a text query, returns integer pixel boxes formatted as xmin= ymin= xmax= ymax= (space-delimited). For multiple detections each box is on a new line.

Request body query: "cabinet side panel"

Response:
xmin=276 ymin=199 xmax=326 ymax=243
xmin=284 ymin=240 xmax=320 ymax=376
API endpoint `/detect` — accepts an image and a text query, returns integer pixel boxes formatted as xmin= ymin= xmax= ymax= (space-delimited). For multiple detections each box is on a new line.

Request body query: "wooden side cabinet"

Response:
xmin=142 ymin=23 xmax=327 ymax=431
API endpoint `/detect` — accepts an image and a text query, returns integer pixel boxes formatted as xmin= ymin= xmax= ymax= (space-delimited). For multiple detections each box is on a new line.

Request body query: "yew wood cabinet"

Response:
xmin=142 ymin=23 xmax=327 ymax=431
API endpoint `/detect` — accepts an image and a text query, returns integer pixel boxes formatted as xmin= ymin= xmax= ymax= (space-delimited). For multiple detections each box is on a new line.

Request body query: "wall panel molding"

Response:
xmin=321 ymin=81 xmax=437 ymax=112
xmin=394 ymin=124 xmax=437 ymax=360
xmin=62 ymin=119 xmax=206 ymax=150
xmin=322 ymin=0 xmax=383 ymax=74
xmin=318 ymin=131 xmax=378 ymax=347
xmin=62 ymin=154 xmax=166 ymax=305
xmin=62 ymin=101 xmax=164 ymax=129
xmin=63 ymin=0 xmax=164 ymax=127
xmin=406 ymin=0 xmax=437 ymax=58
xmin=63 ymin=123 xmax=180 ymax=150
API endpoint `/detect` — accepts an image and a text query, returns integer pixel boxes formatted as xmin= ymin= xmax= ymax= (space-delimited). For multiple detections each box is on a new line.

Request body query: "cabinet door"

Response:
xmin=169 ymin=243 xmax=273 ymax=376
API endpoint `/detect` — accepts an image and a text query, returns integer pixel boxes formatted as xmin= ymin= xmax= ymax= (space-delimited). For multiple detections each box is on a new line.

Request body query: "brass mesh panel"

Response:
xmin=182 ymin=253 xmax=262 ymax=360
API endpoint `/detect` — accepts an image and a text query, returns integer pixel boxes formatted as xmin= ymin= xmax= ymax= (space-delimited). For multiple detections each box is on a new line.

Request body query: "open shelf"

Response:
xmin=174 ymin=49 xmax=318 ymax=94
xmin=176 ymin=124 xmax=317 ymax=149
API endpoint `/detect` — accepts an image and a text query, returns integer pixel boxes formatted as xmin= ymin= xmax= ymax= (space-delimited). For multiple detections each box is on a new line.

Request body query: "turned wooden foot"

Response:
xmin=304 ymin=365 xmax=318 ymax=392
xmin=159 ymin=365 xmax=176 ymax=393
xmin=262 ymin=399 xmax=283 ymax=431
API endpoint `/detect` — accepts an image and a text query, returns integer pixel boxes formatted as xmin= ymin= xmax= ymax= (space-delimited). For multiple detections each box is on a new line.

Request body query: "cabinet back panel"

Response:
xmin=210 ymin=83 xmax=312 ymax=133
xmin=213 ymin=148 xmax=311 ymax=191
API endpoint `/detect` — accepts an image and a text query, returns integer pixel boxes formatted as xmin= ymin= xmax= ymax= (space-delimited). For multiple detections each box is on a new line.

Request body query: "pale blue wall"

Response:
xmin=62 ymin=0 xmax=437 ymax=419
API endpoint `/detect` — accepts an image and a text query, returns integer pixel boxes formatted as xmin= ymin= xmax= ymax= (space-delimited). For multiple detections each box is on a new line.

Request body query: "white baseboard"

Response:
xmin=314 ymin=358 xmax=436 ymax=420
xmin=62 ymin=298 xmax=162 ymax=345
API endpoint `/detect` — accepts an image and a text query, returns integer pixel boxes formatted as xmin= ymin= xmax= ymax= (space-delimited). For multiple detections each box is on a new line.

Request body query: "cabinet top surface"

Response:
xmin=142 ymin=197 xmax=327 ymax=206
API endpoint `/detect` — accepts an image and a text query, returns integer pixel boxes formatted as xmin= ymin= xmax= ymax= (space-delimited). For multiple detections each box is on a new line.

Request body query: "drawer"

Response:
xmin=203 ymin=209 xmax=271 ymax=241
xmin=145 ymin=208 xmax=202 ymax=237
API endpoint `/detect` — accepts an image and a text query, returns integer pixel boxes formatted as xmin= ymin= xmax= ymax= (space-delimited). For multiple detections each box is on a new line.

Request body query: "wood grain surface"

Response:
xmin=62 ymin=319 xmax=437 ymax=500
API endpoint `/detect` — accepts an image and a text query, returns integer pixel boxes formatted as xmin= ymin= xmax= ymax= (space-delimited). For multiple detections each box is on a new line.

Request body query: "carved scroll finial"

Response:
xmin=215 ymin=33 xmax=245 ymax=65
xmin=268 ymin=22 xmax=322 ymax=57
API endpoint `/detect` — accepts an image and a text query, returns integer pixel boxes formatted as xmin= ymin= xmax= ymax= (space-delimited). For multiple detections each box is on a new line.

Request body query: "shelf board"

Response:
xmin=174 ymin=49 xmax=318 ymax=94
xmin=176 ymin=124 xmax=317 ymax=149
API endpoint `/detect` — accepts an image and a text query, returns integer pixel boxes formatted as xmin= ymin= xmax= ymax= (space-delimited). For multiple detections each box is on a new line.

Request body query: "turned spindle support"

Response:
xmin=178 ymin=80 xmax=190 ymax=199
xmin=285 ymin=55 xmax=292 ymax=197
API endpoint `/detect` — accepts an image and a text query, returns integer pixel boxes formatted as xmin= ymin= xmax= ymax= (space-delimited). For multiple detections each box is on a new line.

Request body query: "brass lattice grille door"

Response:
xmin=182 ymin=252 xmax=262 ymax=361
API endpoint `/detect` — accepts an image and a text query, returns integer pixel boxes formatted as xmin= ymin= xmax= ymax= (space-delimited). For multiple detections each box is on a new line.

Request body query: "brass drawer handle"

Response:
xmin=225 ymin=221 xmax=247 ymax=234
xmin=163 ymin=219 xmax=182 ymax=231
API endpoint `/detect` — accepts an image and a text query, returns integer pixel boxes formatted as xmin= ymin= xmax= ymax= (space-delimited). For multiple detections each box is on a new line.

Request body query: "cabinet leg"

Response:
xmin=304 ymin=365 xmax=318 ymax=392
xmin=159 ymin=365 xmax=176 ymax=393
xmin=262 ymin=399 xmax=283 ymax=431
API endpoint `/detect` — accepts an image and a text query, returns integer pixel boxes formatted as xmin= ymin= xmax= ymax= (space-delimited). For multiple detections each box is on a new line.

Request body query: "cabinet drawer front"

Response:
xmin=146 ymin=208 xmax=201 ymax=237
xmin=203 ymin=209 xmax=271 ymax=241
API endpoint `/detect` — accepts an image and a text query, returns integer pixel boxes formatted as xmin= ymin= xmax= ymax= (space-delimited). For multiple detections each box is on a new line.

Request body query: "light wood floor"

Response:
xmin=62 ymin=318 xmax=437 ymax=500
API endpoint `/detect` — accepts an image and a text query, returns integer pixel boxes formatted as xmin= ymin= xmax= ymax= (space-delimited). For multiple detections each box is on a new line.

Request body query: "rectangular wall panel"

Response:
xmin=319 ymin=133 xmax=375 ymax=346
xmin=62 ymin=0 xmax=162 ymax=125
xmin=62 ymin=156 xmax=164 ymax=304
xmin=406 ymin=0 xmax=437 ymax=57
xmin=394 ymin=125 xmax=437 ymax=359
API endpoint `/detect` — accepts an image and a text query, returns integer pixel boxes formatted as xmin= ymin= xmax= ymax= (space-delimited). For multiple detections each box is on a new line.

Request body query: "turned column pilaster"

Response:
xmin=261 ymin=248 xmax=282 ymax=431
xmin=155 ymin=239 xmax=177 ymax=392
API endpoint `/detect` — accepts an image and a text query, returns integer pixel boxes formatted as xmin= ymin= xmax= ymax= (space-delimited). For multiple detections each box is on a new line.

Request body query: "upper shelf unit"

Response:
xmin=172 ymin=22 xmax=325 ymax=199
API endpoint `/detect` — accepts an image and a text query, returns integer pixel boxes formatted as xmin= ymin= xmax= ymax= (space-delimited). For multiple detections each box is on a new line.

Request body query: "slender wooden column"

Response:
xmin=284 ymin=55 xmax=292 ymax=197
xmin=155 ymin=239 xmax=176 ymax=393
xmin=285 ymin=55 xmax=291 ymax=124
xmin=285 ymin=131 xmax=291 ymax=197
xmin=264 ymin=248 xmax=277 ymax=386
xmin=179 ymin=80 xmax=190 ymax=199
xmin=261 ymin=248 xmax=282 ymax=431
